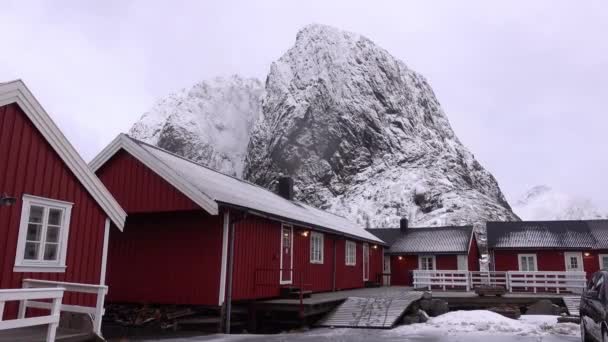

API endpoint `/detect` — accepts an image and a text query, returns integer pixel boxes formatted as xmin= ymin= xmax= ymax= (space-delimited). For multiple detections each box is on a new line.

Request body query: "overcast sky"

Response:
xmin=1 ymin=0 xmax=606 ymax=209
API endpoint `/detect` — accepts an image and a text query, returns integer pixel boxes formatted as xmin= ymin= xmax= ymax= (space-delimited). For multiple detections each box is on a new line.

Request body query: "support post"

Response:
xmin=0 ymin=302 xmax=5 ymax=321
xmin=225 ymin=221 xmax=236 ymax=334
xmin=93 ymin=287 xmax=107 ymax=335
xmin=46 ymin=296 xmax=62 ymax=342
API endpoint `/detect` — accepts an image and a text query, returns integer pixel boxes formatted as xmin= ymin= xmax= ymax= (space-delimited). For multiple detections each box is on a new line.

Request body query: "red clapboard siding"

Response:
xmin=468 ymin=235 xmax=481 ymax=271
xmin=436 ymin=255 xmax=458 ymax=270
xmin=292 ymin=227 xmax=335 ymax=292
xmin=96 ymin=149 xmax=199 ymax=213
xmin=493 ymin=249 xmax=579 ymax=272
xmin=391 ymin=255 xmax=417 ymax=286
xmin=105 ymin=211 xmax=223 ymax=305
xmin=335 ymin=240 xmax=364 ymax=290
xmin=0 ymin=103 xmax=107 ymax=317
xmin=231 ymin=215 xmax=282 ymax=301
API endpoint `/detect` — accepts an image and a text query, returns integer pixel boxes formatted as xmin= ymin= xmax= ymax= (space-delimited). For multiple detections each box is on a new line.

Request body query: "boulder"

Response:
xmin=428 ymin=299 xmax=449 ymax=317
xmin=419 ymin=299 xmax=432 ymax=312
xmin=488 ymin=305 xmax=521 ymax=319
xmin=526 ymin=300 xmax=563 ymax=315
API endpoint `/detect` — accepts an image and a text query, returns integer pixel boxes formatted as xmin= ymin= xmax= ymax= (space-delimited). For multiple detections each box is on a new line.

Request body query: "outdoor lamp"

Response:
xmin=0 ymin=193 xmax=16 ymax=207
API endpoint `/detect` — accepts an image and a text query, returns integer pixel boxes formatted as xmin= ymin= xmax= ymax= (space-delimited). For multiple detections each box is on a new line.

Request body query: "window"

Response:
xmin=310 ymin=232 xmax=324 ymax=264
xmin=419 ymin=255 xmax=435 ymax=270
xmin=345 ymin=241 xmax=356 ymax=266
xmin=383 ymin=256 xmax=391 ymax=273
xmin=14 ymin=195 xmax=73 ymax=272
xmin=518 ymin=254 xmax=537 ymax=272
xmin=600 ymin=254 xmax=608 ymax=270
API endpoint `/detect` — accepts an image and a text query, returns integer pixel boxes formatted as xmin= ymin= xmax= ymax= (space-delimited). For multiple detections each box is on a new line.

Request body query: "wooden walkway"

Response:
xmin=562 ymin=296 xmax=580 ymax=316
xmin=317 ymin=292 xmax=423 ymax=328
xmin=0 ymin=325 xmax=94 ymax=342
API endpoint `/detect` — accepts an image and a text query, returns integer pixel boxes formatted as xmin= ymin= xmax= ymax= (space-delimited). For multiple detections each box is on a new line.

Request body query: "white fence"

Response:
xmin=413 ymin=270 xmax=587 ymax=293
xmin=21 ymin=279 xmax=108 ymax=335
xmin=0 ymin=287 xmax=65 ymax=342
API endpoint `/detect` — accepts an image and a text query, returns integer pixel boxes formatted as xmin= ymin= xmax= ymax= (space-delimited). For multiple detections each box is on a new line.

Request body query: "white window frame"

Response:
xmin=518 ymin=253 xmax=537 ymax=272
xmin=14 ymin=195 xmax=73 ymax=273
xmin=310 ymin=232 xmax=324 ymax=264
xmin=383 ymin=255 xmax=391 ymax=274
xmin=599 ymin=254 xmax=608 ymax=270
xmin=345 ymin=240 xmax=357 ymax=266
xmin=564 ymin=252 xmax=584 ymax=272
xmin=418 ymin=255 xmax=436 ymax=270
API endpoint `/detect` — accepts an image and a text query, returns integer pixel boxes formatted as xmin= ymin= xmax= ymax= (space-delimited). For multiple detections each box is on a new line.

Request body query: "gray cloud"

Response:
xmin=1 ymin=0 xmax=606 ymax=209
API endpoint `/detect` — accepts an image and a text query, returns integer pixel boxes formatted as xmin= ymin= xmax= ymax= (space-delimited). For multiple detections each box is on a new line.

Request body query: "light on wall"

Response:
xmin=0 ymin=193 xmax=16 ymax=207
xmin=398 ymin=256 xmax=403 ymax=261
xmin=301 ymin=231 xmax=309 ymax=237
xmin=372 ymin=245 xmax=378 ymax=249
xmin=584 ymin=252 xmax=591 ymax=257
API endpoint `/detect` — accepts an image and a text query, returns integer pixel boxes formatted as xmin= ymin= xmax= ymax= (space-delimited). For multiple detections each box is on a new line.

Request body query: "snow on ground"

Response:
xmin=137 ymin=311 xmax=580 ymax=342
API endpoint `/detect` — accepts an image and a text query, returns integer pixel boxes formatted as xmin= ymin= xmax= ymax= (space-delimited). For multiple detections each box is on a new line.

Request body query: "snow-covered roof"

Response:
xmin=368 ymin=226 xmax=473 ymax=254
xmin=487 ymin=221 xmax=599 ymax=249
xmin=0 ymin=80 xmax=127 ymax=229
xmin=90 ymin=134 xmax=383 ymax=244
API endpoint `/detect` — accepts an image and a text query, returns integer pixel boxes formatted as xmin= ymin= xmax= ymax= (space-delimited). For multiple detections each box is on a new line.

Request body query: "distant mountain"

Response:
xmin=513 ymin=185 xmax=607 ymax=220
xmin=129 ymin=75 xmax=263 ymax=177
xmin=244 ymin=24 xmax=518 ymax=227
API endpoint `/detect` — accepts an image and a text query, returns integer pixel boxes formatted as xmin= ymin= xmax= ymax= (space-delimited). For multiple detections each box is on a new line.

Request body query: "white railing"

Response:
xmin=21 ymin=279 xmax=108 ymax=335
xmin=0 ymin=287 xmax=65 ymax=342
xmin=470 ymin=271 xmax=508 ymax=289
xmin=412 ymin=270 xmax=588 ymax=294
xmin=413 ymin=270 xmax=471 ymax=291
xmin=507 ymin=271 xmax=587 ymax=294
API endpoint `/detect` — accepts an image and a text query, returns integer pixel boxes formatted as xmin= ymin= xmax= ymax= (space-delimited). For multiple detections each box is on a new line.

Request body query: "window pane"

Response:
xmin=47 ymin=209 xmax=63 ymax=226
xmin=26 ymin=224 xmax=42 ymax=241
xmin=24 ymin=242 xmax=39 ymax=260
xmin=29 ymin=206 xmax=44 ymax=223
xmin=46 ymin=226 xmax=60 ymax=243
xmin=43 ymin=243 xmax=58 ymax=261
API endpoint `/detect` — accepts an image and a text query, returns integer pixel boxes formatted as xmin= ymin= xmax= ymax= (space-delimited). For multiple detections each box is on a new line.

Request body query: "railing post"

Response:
xmin=46 ymin=295 xmax=62 ymax=342
xmin=18 ymin=281 xmax=30 ymax=319
xmin=507 ymin=272 xmax=512 ymax=292
xmin=92 ymin=286 xmax=107 ymax=335
xmin=0 ymin=301 xmax=5 ymax=321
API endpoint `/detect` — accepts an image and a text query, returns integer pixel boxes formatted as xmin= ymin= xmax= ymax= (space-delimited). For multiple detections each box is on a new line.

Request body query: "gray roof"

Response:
xmin=368 ymin=226 xmax=473 ymax=254
xmin=487 ymin=220 xmax=601 ymax=249
xmin=588 ymin=220 xmax=608 ymax=249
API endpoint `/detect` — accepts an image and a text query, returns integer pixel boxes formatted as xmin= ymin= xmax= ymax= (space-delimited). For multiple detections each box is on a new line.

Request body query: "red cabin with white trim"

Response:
xmin=90 ymin=134 xmax=385 ymax=307
xmin=0 ymin=80 xmax=126 ymax=331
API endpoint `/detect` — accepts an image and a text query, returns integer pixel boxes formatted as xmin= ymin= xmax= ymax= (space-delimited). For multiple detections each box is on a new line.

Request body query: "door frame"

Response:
xmin=279 ymin=224 xmax=294 ymax=285
xmin=564 ymin=252 xmax=584 ymax=272
xmin=362 ymin=243 xmax=369 ymax=281
xmin=457 ymin=254 xmax=468 ymax=271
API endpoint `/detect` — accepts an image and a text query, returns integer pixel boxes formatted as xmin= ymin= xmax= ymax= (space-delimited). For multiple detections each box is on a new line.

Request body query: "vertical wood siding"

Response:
xmin=436 ymin=255 xmax=458 ymax=270
xmin=468 ymin=235 xmax=481 ymax=271
xmin=390 ymin=255 xmax=417 ymax=285
xmin=0 ymin=103 xmax=107 ymax=317
xmin=105 ymin=211 xmax=223 ymax=305
xmin=96 ymin=150 xmax=199 ymax=213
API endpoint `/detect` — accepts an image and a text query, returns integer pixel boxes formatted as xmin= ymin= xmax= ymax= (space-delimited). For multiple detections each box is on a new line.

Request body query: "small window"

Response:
xmin=419 ymin=255 xmax=435 ymax=270
xmin=345 ymin=241 xmax=356 ymax=266
xmin=14 ymin=195 xmax=73 ymax=272
xmin=599 ymin=254 xmax=608 ymax=270
xmin=518 ymin=254 xmax=537 ymax=272
xmin=310 ymin=232 xmax=324 ymax=264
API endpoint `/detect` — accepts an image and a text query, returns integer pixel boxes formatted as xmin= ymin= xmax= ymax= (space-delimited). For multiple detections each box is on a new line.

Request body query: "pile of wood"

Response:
xmin=104 ymin=304 xmax=200 ymax=329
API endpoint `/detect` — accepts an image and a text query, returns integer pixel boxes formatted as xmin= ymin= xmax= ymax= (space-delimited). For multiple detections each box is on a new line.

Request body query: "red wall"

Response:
xmin=492 ymin=248 xmax=601 ymax=279
xmin=106 ymin=211 xmax=223 ymax=305
xmin=0 ymin=103 xmax=108 ymax=316
xmin=389 ymin=254 xmax=463 ymax=286
xmin=96 ymin=150 xmax=198 ymax=213
xmin=468 ymin=235 xmax=480 ymax=271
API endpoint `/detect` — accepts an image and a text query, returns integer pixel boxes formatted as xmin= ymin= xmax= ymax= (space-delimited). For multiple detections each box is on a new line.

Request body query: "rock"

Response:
xmin=526 ymin=300 xmax=563 ymax=315
xmin=421 ymin=292 xmax=432 ymax=300
xmin=417 ymin=309 xmax=430 ymax=323
xmin=488 ymin=305 xmax=521 ymax=319
xmin=428 ymin=299 xmax=449 ymax=317
xmin=419 ymin=299 xmax=432 ymax=312
xmin=557 ymin=316 xmax=581 ymax=324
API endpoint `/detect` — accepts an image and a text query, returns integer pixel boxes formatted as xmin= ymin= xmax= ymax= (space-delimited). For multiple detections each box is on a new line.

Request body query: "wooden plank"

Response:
xmin=562 ymin=296 xmax=580 ymax=316
xmin=317 ymin=292 xmax=423 ymax=329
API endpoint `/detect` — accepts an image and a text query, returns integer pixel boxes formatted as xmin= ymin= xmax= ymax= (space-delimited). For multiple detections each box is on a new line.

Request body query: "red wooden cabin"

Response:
xmin=368 ymin=219 xmax=479 ymax=286
xmin=0 ymin=80 xmax=127 ymax=333
xmin=89 ymin=134 xmax=385 ymax=308
xmin=487 ymin=220 xmax=608 ymax=278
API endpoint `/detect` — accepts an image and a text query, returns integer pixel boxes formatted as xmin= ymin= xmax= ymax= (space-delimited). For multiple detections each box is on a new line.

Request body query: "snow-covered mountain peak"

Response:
xmin=129 ymin=75 xmax=263 ymax=176
xmin=514 ymin=185 xmax=607 ymax=220
xmin=245 ymin=24 xmax=517 ymax=227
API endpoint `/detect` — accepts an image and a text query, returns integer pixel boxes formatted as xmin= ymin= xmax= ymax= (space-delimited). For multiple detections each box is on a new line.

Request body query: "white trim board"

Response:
xmin=0 ymin=80 xmax=126 ymax=230
xmin=218 ymin=211 xmax=230 ymax=306
xmin=89 ymin=134 xmax=218 ymax=215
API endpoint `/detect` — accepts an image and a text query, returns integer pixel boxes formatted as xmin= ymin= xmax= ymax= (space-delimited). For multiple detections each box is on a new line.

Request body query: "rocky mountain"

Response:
xmin=129 ymin=75 xmax=263 ymax=177
xmin=243 ymin=24 xmax=518 ymax=227
xmin=513 ymin=185 xmax=607 ymax=220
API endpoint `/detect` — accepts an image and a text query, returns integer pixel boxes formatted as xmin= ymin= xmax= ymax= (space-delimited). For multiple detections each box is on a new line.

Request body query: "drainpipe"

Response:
xmin=224 ymin=211 xmax=248 ymax=334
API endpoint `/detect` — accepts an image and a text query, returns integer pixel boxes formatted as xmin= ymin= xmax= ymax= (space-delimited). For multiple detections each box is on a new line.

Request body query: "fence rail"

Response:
xmin=0 ymin=287 xmax=65 ymax=342
xmin=21 ymin=279 xmax=108 ymax=335
xmin=413 ymin=270 xmax=587 ymax=293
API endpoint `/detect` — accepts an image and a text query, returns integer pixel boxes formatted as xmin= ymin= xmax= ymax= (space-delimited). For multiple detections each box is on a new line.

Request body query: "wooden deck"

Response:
xmin=562 ymin=296 xmax=580 ymax=316
xmin=317 ymin=292 xmax=423 ymax=328
xmin=0 ymin=326 xmax=94 ymax=342
xmin=259 ymin=286 xmax=414 ymax=306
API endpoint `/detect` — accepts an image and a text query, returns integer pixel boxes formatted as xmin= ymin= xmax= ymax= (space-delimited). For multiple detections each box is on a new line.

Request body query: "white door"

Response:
xmin=280 ymin=225 xmax=293 ymax=285
xmin=564 ymin=252 xmax=584 ymax=272
xmin=457 ymin=255 xmax=468 ymax=271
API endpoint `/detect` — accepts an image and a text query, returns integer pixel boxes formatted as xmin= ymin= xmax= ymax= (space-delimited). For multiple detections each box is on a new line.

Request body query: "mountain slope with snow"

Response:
xmin=244 ymin=24 xmax=518 ymax=227
xmin=129 ymin=75 xmax=263 ymax=177
xmin=513 ymin=185 xmax=607 ymax=220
